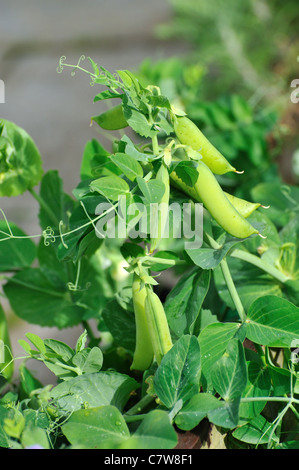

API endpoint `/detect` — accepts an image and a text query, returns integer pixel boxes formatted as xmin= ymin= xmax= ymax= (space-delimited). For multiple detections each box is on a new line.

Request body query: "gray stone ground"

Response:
xmin=0 ymin=0 xmax=188 ymax=383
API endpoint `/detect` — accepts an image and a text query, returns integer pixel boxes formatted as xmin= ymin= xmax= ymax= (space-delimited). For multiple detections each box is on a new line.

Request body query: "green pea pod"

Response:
xmin=130 ymin=275 xmax=154 ymax=371
xmin=150 ymin=161 xmax=170 ymax=253
xmin=170 ymin=172 xmax=260 ymax=219
xmin=224 ymin=193 xmax=261 ymax=219
xmin=0 ymin=304 xmax=13 ymax=382
xmin=171 ymin=161 xmax=259 ymax=239
xmin=144 ymin=286 xmax=173 ymax=365
xmin=174 ymin=115 xmax=237 ymax=175
xmin=91 ymin=103 xmax=128 ymax=130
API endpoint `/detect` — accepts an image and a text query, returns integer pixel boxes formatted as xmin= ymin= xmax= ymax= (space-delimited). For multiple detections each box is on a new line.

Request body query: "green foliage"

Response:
xmin=0 ymin=59 xmax=298 ymax=450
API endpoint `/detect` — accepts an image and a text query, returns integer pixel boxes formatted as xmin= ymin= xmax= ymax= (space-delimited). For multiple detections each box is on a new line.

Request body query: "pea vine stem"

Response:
xmin=230 ymin=248 xmax=289 ymax=284
xmin=219 ymin=257 xmax=247 ymax=322
xmin=204 ymin=232 xmax=246 ymax=322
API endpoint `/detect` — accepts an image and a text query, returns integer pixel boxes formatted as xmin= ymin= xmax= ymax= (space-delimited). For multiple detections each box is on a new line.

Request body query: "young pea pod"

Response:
xmin=173 ymin=115 xmax=237 ymax=175
xmin=144 ymin=286 xmax=173 ymax=365
xmin=0 ymin=304 xmax=13 ymax=382
xmin=130 ymin=274 xmax=154 ymax=371
xmin=171 ymin=160 xmax=259 ymax=239
xmin=91 ymin=103 xmax=128 ymax=130
xmin=150 ymin=161 xmax=170 ymax=253
xmin=170 ymin=172 xmax=261 ymax=219
xmin=224 ymin=193 xmax=261 ymax=219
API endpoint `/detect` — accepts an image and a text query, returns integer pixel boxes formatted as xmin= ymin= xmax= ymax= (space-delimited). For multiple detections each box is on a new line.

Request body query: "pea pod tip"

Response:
xmin=258 ymin=233 xmax=267 ymax=239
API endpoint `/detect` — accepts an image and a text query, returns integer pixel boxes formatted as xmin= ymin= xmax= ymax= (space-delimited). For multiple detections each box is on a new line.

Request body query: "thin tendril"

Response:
xmin=59 ymin=220 xmax=68 ymax=249
xmin=42 ymin=227 xmax=56 ymax=246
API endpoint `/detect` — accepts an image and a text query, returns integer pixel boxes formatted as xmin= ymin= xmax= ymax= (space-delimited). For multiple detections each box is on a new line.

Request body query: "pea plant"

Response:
xmin=0 ymin=56 xmax=299 ymax=450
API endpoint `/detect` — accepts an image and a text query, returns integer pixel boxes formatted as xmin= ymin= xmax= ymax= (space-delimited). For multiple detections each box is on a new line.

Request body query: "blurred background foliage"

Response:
xmin=137 ymin=0 xmax=299 ymax=197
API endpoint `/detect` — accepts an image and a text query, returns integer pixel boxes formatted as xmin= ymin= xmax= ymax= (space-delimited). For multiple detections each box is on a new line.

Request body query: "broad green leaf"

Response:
xmin=172 ymin=161 xmax=199 ymax=187
xmin=207 ymin=398 xmax=241 ymax=429
xmin=213 ymin=258 xmax=282 ymax=312
xmin=102 ymin=297 xmax=136 ymax=352
xmin=120 ymin=410 xmax=177 ymax=449
xmin=121 ymin=135 xmax=152 ymax=163
xmin=136 ymin=176 xmax=166 ymax=204
xmin=21 ymin=424 xmax=50 ymax=449
xmin=38 ymin=170 xmax=74 ymax=230
xmin=56 ymin=203 xmax=103 ymax=262
xmin=0 ymin=119 xmax=43 ymax=197
xmin=51 ymin=372 xmax=138 ymax=412
xmin=164 ymin=267 xmax=210 ymax=338
xmin=80 ymin=139 xmax=110 ymax=180
xmin=61 ymin=405 xmax=129 ymax=449
xmin=198 ymin=322 xmax=247 ymax=390
xmin=44 ymin=339 xmax=74 ymax=362
xmin=110 ymin=153 xmax=143 ymax=181
xmin=4 ymin=268 xmax=85 ymax=328
xmin=174 ymin=393 xmax=220 ymax=431
xmin=238 ymin=361 xmax=271 ymax=422
xmin=123 ymin=104 xmax=157 ymax=139
xmin=149 ymin=250 xmax=180 ymax=272
xmin=251 ymin=183 xmax=299 ymax=227
xmin=186 ymin=237 xmax=245 ymax=269
xmin=93 ymin=90 xmax=122 ymax=102
xmin=72 ymin=347 xmax=103 ymax=374
xmin=154 ymin=335 xmax=201 ymax=409
xmin=211 ymin=339 xmax=247 ymax=401
xmin=0 ymin=406 xmax=15 ymax=448
xmin=90 ymin=175 xmax=129 ymax=201
xmin=19 ymin=364 xmax=43 ymax=397
xmin=232 ymin=414 xmax=277 ymax=445
xmin=25 ymin=333 xmax=46 ymax=355
xmin=246 ymin=295 xmax=299 ymax=347
xmin=0 ymin=221 xmax=36 ymax=272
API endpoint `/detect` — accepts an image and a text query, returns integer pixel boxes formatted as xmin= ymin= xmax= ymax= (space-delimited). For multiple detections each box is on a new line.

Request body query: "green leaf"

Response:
xmin=38 ymin=170 xmax=74 ymax=230
xmin=21 ymin=424 xmax=50 ymax=449
xmin=90 ymin=175 xmax=129 ymax=201
xmin=44 ymin=339 xmax=74 ymax=362
xmin=120 ymin=410 xmax=177 ymax=449
xmin=211 ymin=339 xmax=247 ymax=401
xmin=122 ymin=104 xmax=157 ymax=139
xmin=232 ymin=414 xmax=276 ymax=445
xmin=51 ymin=372 xmax=138 ymax=412
xmin=121 ymin=135 xmax=152 ymax=163
xmin=110 ymin=153 xmax=143 ymax=181
xmin=80 ymin=139 xmax=110 ymax=180
xmin=3 ymin=268 xmax=85 ymax=328
xmin=207 ymin=398 xmax=241 ymax=429
xmin=0 ymin=119 xmax=43 ymax=197
xmin=61 ymin=405 xmax=130 ymax=449
xmin=0 ymin=406 xmax=14 ymax=448
xmin=149 ymin=250 xmax=180 ymax=272
xmin=164 ymin=267 xmax=210 ymax=338
xmin=251 ymin=183 xmax=299 ymax=227
xmin=174 ymin=393 xmax=221 ymax=431
xmin=171 ymin=161 xmax=199 ymax=187
xmin=72 ymin=347 xmax=103 ymax=374
xmin=154 ymin=335 xmax=201 ymax=409
xmin=186 ymin=237 xmax=244 ymax=269
xmin=213 ymin=257 xmax=283 ymax=312
xmin=0 ymin=221 xmax=36 ymax=271
xmin=93 ymin=90 xmax=122 ymax=102
xmin=25 ymin=333 xmax=46 ymax=355
xmin=238 ymin=361 xmax=271 ymax=422
xmin=198 ymin=322 xmax=247 ymax=390
xmin=246 ymin=295 xmax=299 ymax=347
xmin=102 ymin=297 xmax=136 ymax=352
xmin=136 ymin=176 xmax=165 ymax=204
